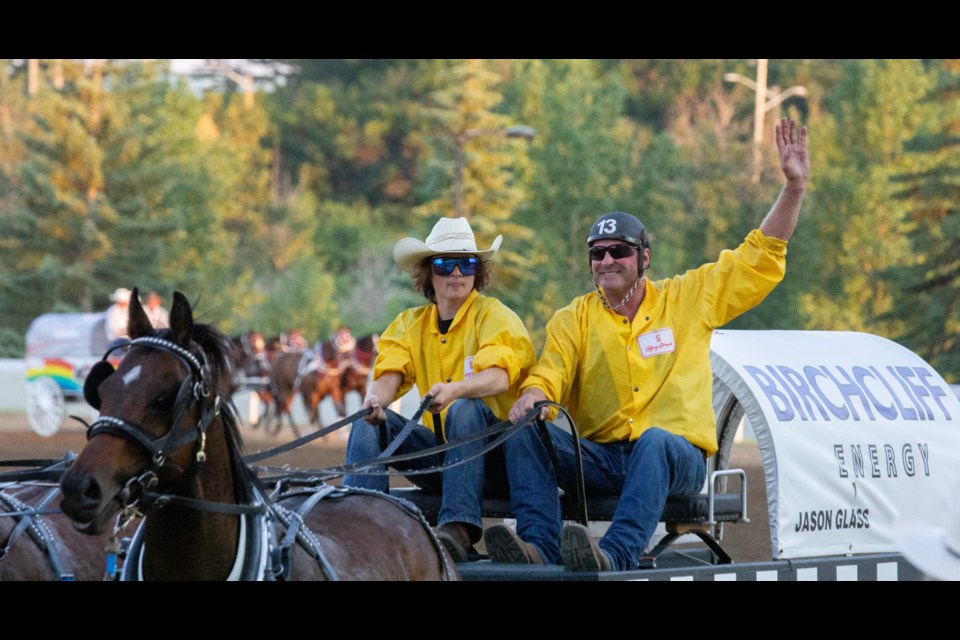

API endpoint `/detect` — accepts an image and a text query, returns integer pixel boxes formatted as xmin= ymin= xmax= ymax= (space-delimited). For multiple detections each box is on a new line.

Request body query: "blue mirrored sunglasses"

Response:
xmin=432 ymin=256 xmax=479 ymax=276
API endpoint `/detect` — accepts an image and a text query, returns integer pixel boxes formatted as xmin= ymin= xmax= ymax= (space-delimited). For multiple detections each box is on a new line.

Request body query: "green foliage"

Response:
xmin=2 ymin=61 xmax=191 ymax=323
xmin=0 ymin=327 xmax=24 ymax=358
xmin=801 ymin=60 xmax=935 ymax=341
xmin=244 ymin=259 xmax=338 ymax=342
xmin=502 ymin=60 xmax=676 ymax=337
xmin=884 ymin=61 xmax=960 ymax=381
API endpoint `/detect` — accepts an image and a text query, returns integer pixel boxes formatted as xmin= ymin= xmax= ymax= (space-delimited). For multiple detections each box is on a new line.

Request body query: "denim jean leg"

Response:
xmin=502 ymin=421 xmax=566 ymax=564
xmin=438 ymin=398 xmax=496 ymax=532
xmin=342 ymin=413 xmax=396 ymax=491
xmin=600 ymin=428 xmax=706 ymax=571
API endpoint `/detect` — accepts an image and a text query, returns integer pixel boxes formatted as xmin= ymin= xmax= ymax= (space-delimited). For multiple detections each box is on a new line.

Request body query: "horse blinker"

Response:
xmin=84 ymin=360 xmax=116 ymax=410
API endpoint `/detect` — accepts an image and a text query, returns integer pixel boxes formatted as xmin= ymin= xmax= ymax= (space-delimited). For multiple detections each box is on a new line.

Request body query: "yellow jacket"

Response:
xmin=374 ymin=289 xmax=537 ymax=435
xmin=521 ymin=229 xmax=787 ymax=454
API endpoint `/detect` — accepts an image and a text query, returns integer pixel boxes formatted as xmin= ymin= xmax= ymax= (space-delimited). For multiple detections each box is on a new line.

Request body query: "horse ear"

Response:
xmin=169 ymin=291 xmax=194 ymax=348
xmin=127 ymin=287 xmax=153 ymax=339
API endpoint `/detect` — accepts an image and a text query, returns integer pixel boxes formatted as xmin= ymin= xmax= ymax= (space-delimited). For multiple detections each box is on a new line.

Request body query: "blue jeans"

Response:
xmin=502 ymin=424 xmax=706 ymax=569
xmin=343 ymin=398 xmax=509 ymax=536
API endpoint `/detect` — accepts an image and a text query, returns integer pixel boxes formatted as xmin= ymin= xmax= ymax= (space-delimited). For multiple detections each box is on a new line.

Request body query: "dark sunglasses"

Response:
xmin=432 ymin=256 xmax=479 ymax=276
xmin=588 ymin=244 xmax=638 ymax=262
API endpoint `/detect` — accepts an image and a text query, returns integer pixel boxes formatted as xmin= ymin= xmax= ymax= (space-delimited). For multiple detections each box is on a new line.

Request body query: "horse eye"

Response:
xmin=150 ymin=391 xmax=175 ymax=413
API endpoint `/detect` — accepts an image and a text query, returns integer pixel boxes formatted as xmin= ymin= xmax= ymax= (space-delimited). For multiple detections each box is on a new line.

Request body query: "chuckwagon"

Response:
xmin=396 ymin=329 xmax=960 ymax=581
xmin=23 ymin=312 xmax=118 ymax=437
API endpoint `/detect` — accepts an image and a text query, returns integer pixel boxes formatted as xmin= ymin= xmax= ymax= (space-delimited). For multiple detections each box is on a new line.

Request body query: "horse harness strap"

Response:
xmin=0 ymin=487 xmax=73 ymax=580
xmin=0 ymin=453 xmax=77 ymax=483
xmin=266 ymin=484 xmax=341 ymax=581
xmin=530 ymin=416 xmax=586 ymax=526
xmin=335 ymin=413 xmax=534 ymax=480
xmin=139 ymin=490 xmax=269 ymax=516
xmin=263 ymin=483 xmax=446 ymax=581
xmin=119 ymin=503 xmax=272 ymax=581
xmin=432 ymin=413 xmax=445 ymax=464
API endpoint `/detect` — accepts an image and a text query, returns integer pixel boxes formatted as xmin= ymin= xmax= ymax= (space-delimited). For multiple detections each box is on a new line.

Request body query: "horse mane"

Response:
xmin=156 ymin=321 xmax=260 ymax=504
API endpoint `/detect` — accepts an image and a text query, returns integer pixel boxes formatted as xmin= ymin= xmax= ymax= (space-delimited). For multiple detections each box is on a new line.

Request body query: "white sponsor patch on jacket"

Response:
xmin=638 ymin=328 xmax=676 ymax=358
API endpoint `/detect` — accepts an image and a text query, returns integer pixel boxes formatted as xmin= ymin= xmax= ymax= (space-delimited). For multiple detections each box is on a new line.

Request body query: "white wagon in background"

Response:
xmin=23 ymin=312 xmax=116 ymax=437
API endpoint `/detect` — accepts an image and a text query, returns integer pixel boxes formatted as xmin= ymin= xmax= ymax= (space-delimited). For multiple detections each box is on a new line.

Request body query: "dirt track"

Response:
xmin=0 ymin=411 xmax=772 ymax=565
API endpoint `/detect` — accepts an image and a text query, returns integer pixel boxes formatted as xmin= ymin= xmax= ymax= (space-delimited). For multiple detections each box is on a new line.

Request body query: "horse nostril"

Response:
xmin=60 ymin=469 xmax=102 ymax=518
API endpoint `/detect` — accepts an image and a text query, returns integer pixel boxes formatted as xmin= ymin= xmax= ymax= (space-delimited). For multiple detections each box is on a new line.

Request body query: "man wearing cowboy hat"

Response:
xmin=104 ymin=287 xmax=133 ymax=349
xmin=342 ymin=216 xmax=537 ymax=563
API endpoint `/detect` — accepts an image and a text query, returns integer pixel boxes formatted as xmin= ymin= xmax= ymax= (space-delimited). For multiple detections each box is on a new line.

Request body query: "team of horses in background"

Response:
xmin=228 ymin=329 xmax=378 ymax=437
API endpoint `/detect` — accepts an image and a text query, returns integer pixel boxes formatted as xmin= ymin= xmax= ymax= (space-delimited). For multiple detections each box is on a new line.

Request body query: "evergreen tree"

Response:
xmin=886 ymin=60 xmax=960 ymax=381
xmin=413 ymin=60 xmax=535 ymax=300
xmin=799 ymin=60 xmax=934 ymax=339
xmin=0 ymin=60 xmax=219 ymax=339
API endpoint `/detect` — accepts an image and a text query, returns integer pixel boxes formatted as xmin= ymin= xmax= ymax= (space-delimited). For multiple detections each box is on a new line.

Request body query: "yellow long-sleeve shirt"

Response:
xmin=374 ymin=289 xmax=537 ymax=435
xmin=521 ymin=229 xmax=787 ymax=455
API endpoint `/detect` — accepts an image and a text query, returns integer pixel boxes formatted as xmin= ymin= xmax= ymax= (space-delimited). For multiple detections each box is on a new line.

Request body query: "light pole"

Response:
xmin=210 ymin=62 xmax=254 ymax=109
xmin=724 ymin=60 xmax=807 ymax=182
xmin=453 ymin=124 xmax=536 ymax=217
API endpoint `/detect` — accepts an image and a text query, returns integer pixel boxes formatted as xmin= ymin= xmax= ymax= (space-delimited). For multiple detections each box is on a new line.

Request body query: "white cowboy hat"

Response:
xmin=895 ymin=481 xmax=960 ymax=580
xmin=393 ymin=217 xmax=502 ymax=274
xmin=110 ymin=287 xmax=132 ymax=303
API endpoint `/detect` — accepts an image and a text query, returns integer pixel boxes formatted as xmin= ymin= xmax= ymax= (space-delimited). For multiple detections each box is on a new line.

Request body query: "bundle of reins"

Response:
xmin=247 ymin=395 xmax=590 ymax=527
xmin=0 ymin=392 xmax=593 ymax=529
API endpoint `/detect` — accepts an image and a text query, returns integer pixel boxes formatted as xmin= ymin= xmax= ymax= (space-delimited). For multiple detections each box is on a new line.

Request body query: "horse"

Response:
xmin=0 ymin=470 xmax=138 ymax=580
xmin=339 ymin=332 xmax=378 ymax=412
xmin=227 ymin=330 xmax=273 ymax=426
xmin=227 ymin=331 xmax=270 ymax=392
xmin=266 ymin=331 xmax=372 ymax=436
xmin=58 ymin=288 xmax=458 ymax=581
xmin=266 ymin=350 xmax=345 ymax=437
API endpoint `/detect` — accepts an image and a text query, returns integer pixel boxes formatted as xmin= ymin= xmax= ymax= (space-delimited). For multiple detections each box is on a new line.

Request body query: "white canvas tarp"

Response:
xmin=710 ymin=330 xmax=960 ymax=559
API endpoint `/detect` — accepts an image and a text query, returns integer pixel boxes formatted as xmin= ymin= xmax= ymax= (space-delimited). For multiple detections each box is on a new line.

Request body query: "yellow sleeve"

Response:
xmin=520 ymin=301 xmax=582 ymax=405
xmin=471 ymin=301 xmax=537 ymax=385
xmin=696 ymin=228 xmax=787 ymax=328
xmin=373 ymin=313 xmax=417 ymax=398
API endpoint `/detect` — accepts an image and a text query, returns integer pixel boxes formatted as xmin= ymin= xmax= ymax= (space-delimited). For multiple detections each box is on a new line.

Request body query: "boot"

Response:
xmin=561 ymin=523 xmax=613 ymax=572
xmin=437 ymin=522 xmax=475 ymax=563
xmin=483 ymin=523 xmax=543 ymax=564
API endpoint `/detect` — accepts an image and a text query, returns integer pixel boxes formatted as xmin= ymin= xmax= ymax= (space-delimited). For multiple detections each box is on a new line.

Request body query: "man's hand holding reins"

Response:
xmin=509 ymin=388 xmax=550 ymax=424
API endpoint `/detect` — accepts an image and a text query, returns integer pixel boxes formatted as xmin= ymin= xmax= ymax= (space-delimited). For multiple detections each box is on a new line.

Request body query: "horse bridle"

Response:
xmin=83 ymin=336 xmax=218 ymax=475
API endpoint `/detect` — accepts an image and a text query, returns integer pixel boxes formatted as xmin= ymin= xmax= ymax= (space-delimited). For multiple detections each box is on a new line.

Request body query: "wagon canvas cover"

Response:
xmin=25 ymin=312 xmax=108 ymax=392
xmin=710 ymin=330 xmax=960 ymax=560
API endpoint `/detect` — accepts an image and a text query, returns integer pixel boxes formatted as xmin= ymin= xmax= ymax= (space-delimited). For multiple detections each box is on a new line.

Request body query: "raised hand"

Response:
xmin=775 ymin=117 xmax=809 ymax=185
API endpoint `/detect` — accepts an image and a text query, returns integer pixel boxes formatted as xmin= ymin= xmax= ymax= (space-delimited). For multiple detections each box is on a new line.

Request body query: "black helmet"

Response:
xmin=586 ymin=212 xmax=650 ymax=249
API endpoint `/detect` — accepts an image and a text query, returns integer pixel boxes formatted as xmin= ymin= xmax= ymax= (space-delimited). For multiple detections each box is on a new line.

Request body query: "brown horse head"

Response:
xmin=60 ymin=288 xmax=248 ymax=580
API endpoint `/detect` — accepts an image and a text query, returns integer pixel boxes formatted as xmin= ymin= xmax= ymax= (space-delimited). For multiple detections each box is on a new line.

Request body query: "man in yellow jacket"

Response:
xmin=484 ymin=117 xmax=810 ymax=572
xmin=343 ymin=216 xmax=537 ymax=563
